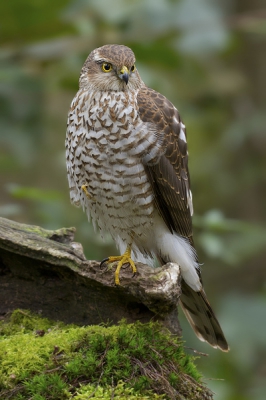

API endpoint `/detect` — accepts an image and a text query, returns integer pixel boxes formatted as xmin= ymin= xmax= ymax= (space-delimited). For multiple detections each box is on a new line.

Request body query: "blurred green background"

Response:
xmin=1 ymin=0 xmax=266 ymax=398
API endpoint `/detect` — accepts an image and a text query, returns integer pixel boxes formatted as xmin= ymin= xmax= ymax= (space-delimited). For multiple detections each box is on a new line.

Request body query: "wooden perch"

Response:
xmin=0 ymin=217 xmax=182 ymax=334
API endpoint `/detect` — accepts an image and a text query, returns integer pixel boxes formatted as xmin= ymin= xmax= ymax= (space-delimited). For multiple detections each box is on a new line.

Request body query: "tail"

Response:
xmin=180 ymin=280 xmax=229 ymax=351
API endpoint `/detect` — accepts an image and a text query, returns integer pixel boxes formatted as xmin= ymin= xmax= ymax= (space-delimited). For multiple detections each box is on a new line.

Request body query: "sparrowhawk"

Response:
xmin=66 ymin=44 xmax=229 ymax=352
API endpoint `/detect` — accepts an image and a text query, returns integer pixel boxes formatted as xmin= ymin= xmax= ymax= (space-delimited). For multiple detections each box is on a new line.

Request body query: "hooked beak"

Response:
xmin=119 ymin=66 xmax=129 ymax=84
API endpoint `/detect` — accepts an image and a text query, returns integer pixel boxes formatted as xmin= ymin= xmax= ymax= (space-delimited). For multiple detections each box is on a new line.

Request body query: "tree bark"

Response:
xmin=0 ymin=217 xmax=182 ymax=335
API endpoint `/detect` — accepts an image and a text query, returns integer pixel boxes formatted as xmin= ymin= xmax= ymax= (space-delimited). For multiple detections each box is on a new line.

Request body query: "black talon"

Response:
xmin=100 ymin=257 xmax=109 ymax=268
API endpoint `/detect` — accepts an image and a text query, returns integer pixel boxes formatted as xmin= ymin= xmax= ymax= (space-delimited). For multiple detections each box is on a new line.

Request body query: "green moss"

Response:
xmin=0 ymin=309 xmax=62 ymax=336
xmin=0 ymin=310 xmax=211 ymax=400
xmin=23 ymin=373 xmax=69 ymax=399
xmin=73 ymin=381 xmax=165 ymax=399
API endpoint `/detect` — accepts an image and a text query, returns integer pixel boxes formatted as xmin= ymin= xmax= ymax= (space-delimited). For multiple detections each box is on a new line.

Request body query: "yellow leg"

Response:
xmin=100 ymin=245 xmax=137 ymax=285
xmin=81 ymin=184 xmax=95 ymax=201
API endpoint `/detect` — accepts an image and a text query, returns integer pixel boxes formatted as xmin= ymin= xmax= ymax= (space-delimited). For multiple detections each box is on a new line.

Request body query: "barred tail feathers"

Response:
xmin=180 ymin=280 xmax=229 ymax=352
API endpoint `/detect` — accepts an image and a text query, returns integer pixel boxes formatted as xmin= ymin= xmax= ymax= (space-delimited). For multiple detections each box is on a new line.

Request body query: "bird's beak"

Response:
xmin=119 ymin=66 xmax=129 ymax=84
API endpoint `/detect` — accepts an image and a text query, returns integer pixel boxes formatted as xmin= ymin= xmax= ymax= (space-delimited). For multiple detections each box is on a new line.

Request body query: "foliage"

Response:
xmin=0 ymin=0 xmax=266 ymax=399
xmin=0 ymin=310 xmax=211 ymax=400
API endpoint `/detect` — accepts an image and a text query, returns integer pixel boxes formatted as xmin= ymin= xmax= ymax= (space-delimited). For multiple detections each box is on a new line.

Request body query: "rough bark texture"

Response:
xmin=0 ymin=217 xmax=182 ymax=335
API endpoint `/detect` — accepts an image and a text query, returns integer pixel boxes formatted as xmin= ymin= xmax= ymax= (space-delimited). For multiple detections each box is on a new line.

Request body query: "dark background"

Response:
xmin=1 ymin=1 xmax=266 ymax=398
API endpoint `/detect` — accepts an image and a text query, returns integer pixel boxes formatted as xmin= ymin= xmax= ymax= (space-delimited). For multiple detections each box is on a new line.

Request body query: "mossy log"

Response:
xmin=0 ymin=217 xmax=181 ymax=334
xmin=0 ymin=218 xmax=215 ymax=399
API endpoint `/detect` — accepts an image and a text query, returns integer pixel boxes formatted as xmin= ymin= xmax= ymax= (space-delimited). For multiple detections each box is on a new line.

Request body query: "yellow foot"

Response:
xmin=81 ymin=184 xmax=95 ymax=201
xmin=100 ymin=246 xmax=137 ymax=285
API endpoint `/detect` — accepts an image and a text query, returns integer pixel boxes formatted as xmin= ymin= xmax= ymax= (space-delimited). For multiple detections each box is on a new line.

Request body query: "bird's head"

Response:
xmin=79 ymin=44 xmax=144 ymax=91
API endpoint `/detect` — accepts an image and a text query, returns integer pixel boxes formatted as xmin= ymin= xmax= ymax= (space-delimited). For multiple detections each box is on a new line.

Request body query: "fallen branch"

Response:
xmin=0 ymin=217 xmax=182 ymax=334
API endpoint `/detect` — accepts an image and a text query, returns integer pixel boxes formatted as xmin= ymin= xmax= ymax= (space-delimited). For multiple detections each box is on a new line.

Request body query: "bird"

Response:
xmin=66 ymin=44 xmax=229 ymax=352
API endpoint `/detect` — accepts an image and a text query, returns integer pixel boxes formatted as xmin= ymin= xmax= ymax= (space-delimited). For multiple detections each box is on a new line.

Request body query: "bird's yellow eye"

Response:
xmin=102 ymin=62 xmax=113 ymax=72
xmin=131 ymin=64 xmax=136 ymax=72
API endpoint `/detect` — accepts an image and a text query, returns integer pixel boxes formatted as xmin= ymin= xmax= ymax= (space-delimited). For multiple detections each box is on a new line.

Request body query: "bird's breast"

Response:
xmin=69 ymin=89 xmax=159 ymax=238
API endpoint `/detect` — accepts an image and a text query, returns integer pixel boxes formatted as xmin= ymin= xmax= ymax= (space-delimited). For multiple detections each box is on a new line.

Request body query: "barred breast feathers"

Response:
xmin=66 ymin=88 xmax=160 ymax=242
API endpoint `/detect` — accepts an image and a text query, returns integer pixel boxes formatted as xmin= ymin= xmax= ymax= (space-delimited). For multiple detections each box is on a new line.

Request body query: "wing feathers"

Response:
xmin=138 ymin=86 xmax=193 ymax=239
xmin=138 ymin=86 xmax=229 ymax=351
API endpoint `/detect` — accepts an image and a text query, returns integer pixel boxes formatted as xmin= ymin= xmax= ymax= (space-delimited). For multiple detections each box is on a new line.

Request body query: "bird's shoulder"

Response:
xmin=137 ymin=85 xmax=193 ymax=238
xmin=137 ymin=85 xmax=188 ymax=174
xmin=137 ymin=86 xmax=184 ymax=141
